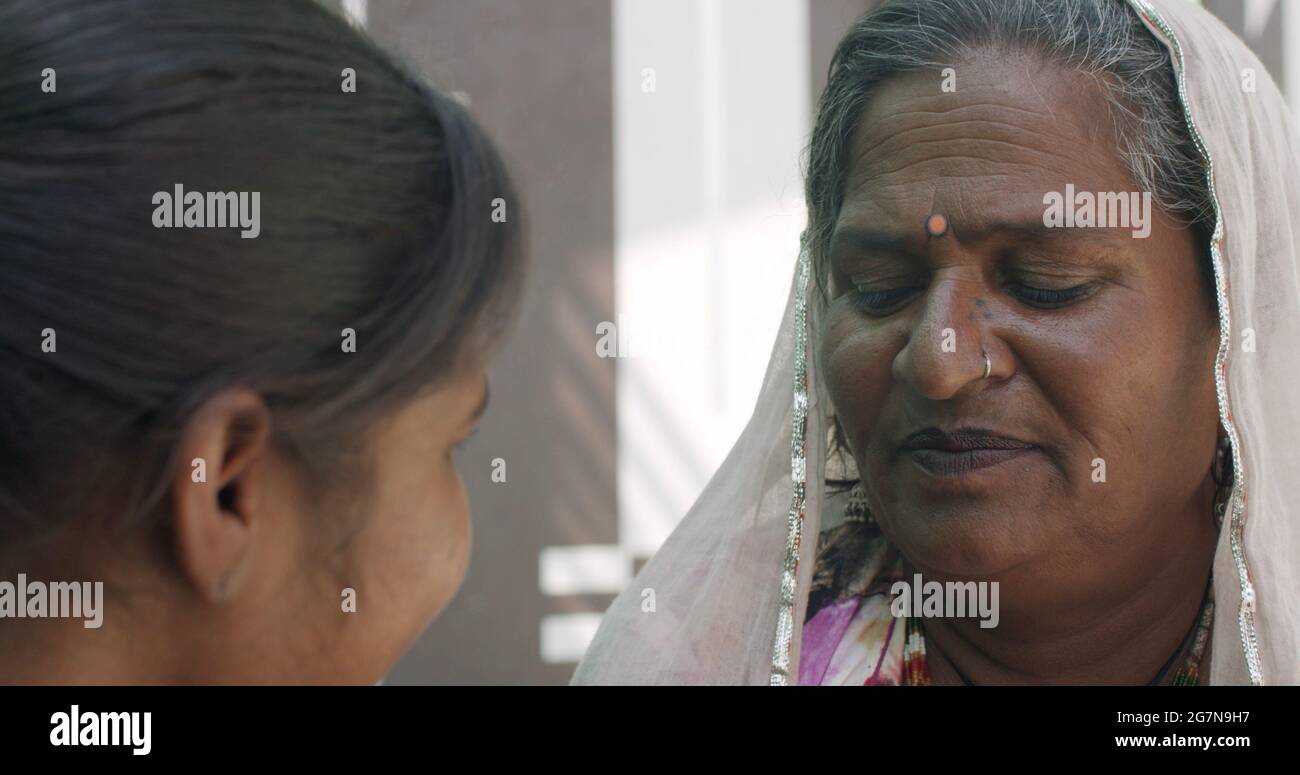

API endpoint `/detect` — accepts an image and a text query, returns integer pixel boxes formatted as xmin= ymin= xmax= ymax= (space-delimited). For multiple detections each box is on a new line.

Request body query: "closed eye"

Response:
xmin=1005 ymin=281 xmax=1095 ymax=308
xmin=850 ymin=285 xmax=922 ymax=316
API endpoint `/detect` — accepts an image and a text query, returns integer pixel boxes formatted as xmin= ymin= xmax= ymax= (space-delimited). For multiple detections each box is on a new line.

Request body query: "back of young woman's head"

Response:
xmin=0 ymin=0 xmax=524 ymax=568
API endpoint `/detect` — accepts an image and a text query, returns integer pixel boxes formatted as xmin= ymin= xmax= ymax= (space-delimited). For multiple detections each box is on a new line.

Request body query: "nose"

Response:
xmin=892 ymin=271 xmax=992 ymax=401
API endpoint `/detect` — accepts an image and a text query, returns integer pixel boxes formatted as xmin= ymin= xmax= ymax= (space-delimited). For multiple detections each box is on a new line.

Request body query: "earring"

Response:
xmin=1211 ymin=433 xmax=1233 ymax=528
xmin=843 ymin=482 xmax=873 ymax=525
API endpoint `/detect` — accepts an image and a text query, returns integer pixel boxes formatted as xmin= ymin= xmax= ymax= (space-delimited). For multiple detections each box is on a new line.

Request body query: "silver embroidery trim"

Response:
xmin=1129 ymin=0 xmax=1263 ymax=685
xmin=769 ymin=242 xmax=811 ymax=685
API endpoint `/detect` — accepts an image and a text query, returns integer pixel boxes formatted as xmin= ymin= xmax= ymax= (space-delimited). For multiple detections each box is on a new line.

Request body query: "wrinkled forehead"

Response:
xmin=840 ymin=51 xmax=1138 ymax=227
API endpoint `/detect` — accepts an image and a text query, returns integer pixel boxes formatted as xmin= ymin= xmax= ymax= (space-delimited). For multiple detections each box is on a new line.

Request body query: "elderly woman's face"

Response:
xmin=819 ymin=52 xmax=1221 ymax=591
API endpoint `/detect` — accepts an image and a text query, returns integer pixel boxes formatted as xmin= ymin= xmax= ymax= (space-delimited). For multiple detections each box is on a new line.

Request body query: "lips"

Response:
xmin=900 ymin=427 xmax=1036 ymax=477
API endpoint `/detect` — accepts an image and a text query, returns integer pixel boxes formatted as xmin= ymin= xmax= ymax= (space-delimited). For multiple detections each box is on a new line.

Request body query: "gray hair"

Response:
xmin=805 ymin=0 xmax=1214 ymax=297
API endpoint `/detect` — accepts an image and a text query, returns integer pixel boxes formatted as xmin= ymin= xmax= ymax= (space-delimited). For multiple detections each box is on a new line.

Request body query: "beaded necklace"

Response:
xmin=901 ymin=577 xmax=1215 ymax=686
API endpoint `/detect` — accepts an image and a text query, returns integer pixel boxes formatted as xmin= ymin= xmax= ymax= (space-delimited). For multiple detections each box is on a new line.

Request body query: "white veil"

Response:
xmin=572 ymin=0 xmax=1299 ymax=685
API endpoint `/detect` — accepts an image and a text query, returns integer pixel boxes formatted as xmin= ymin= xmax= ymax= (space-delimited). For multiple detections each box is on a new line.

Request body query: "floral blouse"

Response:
xmin=798 ymin=520 xmax=908 ymax=685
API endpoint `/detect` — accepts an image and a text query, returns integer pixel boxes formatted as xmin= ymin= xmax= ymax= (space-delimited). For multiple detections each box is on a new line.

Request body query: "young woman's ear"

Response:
xmin=170 ymin=387 xmax=272 ymax=604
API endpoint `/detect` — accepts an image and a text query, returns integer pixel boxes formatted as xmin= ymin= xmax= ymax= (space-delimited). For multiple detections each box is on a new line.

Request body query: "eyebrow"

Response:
xmin=837 ymin=228 xmax=910 ymax=254
xmin=975 ymin=220 xmax=1125 ymax=243
xmin=833 ymin=219 xmax=1124 ymax=256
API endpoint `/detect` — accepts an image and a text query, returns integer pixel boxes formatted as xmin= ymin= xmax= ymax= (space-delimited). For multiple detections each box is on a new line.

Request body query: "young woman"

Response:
xmin=0 ymin=0 xmax=525 ymax=683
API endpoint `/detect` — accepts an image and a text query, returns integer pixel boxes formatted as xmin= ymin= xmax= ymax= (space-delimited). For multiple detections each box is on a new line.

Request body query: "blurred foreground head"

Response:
xmin=0 ymin=0 xmax=524 ymax=683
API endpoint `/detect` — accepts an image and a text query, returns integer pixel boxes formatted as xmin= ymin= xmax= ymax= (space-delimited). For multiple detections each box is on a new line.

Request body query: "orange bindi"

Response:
xmin=925 ymin=213 xmax=948 ymax=237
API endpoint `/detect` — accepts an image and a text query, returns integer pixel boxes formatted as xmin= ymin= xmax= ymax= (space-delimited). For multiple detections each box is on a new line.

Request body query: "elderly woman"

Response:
xmin=575 ymin=0 xmax=1298 ymax=685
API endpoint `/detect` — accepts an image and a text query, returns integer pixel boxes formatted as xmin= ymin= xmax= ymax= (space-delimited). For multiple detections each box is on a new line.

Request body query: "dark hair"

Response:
xmin=0 ymin=0 xmax=525 ymax=554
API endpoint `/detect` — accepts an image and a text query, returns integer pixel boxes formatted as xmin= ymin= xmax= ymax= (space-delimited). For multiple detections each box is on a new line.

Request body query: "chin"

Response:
xmin=884 ymin=507 xmax=1037 ymax=579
